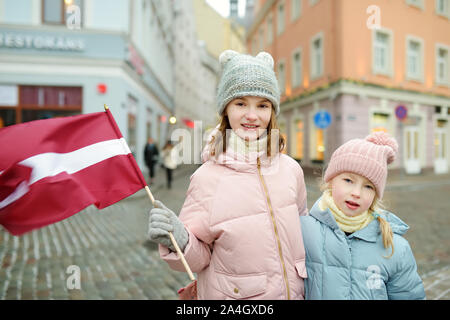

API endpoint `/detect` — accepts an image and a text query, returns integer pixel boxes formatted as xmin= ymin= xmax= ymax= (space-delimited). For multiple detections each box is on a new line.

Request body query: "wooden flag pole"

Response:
xmin=144 ymin=186 xmax=195 ymax=281
xmin=103 ymin=104 xmax=195 ymax=282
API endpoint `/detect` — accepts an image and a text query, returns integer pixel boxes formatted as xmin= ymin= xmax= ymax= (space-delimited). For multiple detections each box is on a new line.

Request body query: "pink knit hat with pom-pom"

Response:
xmin=324 ymin=131 xmax=398 ymax=199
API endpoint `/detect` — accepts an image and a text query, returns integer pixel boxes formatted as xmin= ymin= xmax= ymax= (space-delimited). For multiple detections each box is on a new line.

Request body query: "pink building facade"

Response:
xmin=247 ymin=0 xmax=450 ymax=174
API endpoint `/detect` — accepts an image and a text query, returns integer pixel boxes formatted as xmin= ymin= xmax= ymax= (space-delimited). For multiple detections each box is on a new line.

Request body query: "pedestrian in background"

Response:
xmin=148 ymin=50 xmax=308 ymax=299
xmin=161 ymin=140 xmax=178 ymax=189
xmin=301 ymin=131 xmax=425 ymax=300
xmin=144 ymin=137 xmax=159 ymax=185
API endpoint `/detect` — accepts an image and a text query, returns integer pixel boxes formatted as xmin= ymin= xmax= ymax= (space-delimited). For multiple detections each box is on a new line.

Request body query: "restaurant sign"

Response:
xmin=0 ymin=32 xmax=85 ymax=52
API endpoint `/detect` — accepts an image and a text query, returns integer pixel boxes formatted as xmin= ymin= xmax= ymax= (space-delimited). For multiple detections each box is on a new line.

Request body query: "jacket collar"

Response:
xmin=201 ymin=128 xmax=279 ymax=174
xmin=309 ymin=197 xmax=409 ymax=242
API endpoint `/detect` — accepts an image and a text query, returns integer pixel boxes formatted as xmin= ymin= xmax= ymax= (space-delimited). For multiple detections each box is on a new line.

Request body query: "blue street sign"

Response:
xmin=314 ymin=110 xmax=332 ymax=129
xmin=395 ymin=105 xmax=407 ymax=121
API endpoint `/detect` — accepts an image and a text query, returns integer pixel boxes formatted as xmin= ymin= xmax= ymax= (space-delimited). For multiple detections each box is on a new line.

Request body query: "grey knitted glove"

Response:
xmin=148 ymin=200 xmax=189 ymax=252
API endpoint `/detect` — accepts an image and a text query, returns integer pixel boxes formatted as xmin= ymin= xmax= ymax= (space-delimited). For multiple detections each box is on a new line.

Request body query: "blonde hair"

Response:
xmin=320 ymin=180 xmax=394 ymax=259
xmin=208 ymin=107 xmax=285 ymax=158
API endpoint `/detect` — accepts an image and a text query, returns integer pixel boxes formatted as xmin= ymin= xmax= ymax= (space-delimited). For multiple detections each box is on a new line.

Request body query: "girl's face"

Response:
xmin=330 ymin=172 xmax=376 ymax=217
xmin=225 ymin=96 xmax=272 ymax=141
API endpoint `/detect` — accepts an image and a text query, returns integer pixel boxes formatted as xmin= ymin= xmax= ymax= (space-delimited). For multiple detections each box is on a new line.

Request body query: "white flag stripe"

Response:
xmin=20 ymin=138 xmax=131 ymax=185
xmin=0 ymin=138 xmax=131 ymax=210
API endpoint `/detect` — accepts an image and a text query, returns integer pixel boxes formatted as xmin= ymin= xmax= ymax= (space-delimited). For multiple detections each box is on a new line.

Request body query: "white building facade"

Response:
xmin=173 ymin=0 xmax=218 ymax=164
xmin=0 ymin=0 xmax=175 ymax=171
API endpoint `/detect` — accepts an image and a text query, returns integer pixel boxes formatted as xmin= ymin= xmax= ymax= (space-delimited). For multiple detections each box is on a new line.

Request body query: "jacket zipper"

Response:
xmin=256 ymin=157 xmax=291 ymax=300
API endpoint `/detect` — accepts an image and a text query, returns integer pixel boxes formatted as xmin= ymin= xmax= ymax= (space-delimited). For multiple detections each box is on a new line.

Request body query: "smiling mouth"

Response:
xmin=345 ymin=200 xmax=360 ymax=210
xmin=241 ymin=124 xmax=259 ymax=130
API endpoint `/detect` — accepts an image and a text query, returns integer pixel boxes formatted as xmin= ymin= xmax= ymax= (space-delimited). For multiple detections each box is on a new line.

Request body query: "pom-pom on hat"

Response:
xmin=324 ymin=131 xmax=398 ymax=199
xmin=216 ymin=50 xmax=281 ymax=116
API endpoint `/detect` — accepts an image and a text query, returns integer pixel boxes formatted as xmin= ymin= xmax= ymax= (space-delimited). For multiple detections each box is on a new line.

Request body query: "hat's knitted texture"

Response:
xmin=216 ymin=50 xmax=280 ymax=116
xmin=324 ymin=131 xmax=399 ymax=199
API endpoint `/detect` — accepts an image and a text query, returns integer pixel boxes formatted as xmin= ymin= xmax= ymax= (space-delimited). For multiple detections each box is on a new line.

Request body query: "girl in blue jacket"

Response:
xmin=301 ymin=132 xmax=425 ymax=300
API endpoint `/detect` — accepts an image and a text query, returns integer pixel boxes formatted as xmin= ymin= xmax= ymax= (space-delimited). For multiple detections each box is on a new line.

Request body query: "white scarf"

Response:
xmin=227 ymin=130 xmax=267 ymax=157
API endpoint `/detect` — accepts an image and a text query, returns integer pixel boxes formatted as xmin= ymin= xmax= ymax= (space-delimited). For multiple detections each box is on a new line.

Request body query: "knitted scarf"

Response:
xmin=228 ymin=130 xmax=267 ymax=157
xmin=319 ymin=189 xmax=374 ymax=233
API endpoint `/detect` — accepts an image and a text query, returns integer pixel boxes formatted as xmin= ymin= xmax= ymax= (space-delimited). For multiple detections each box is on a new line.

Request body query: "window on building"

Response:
xmin=309 ymin=109 xmax=325 ymax=163
xmin=310 ymin=33 xmax=324 ymax=80
xmin=42 ymin=0 xmax=83 ymax=26
xmin=277 ymin=2 xmax=285 ymax=35
xmin=435 ymin=105 xmax=442 ymax=114
xmin=292 ymin=50 xmax=302 ymax=88
xmin=279 ymin=121 xmax=288 ymax=154
xmin=406 ymin=38 xmax=423 ymax=81
xmin=315 ymin=129 xmax=324 ymax=161
xmin=43 ymin=0 xmax=63 ymax=24
xmin=407 ymin=128 xmax=419 ymax=160
xmin=278 ymin=61 xmax=286 ymax=95
xmin=406 ymin=0 xmax=425 ymax=10
xmin=373 ymin=30 xmax=392 ymax=76
xmin=436 ymin=46 xmax=449 ymax=85
xmin=435 ymin=122 xmax=447 ymax=159
xmin=309 ymin=127 xmax=325 ymax=163
xmin=436 ymin=0 xmax=450 ymax=16
xmin=372 ymin=112 xmax=390 ymax=132
xmin=292 ymin=0 xmax=302 ymax=21
xmin=293 ymin=119 xmax=304 ymax=160
xmin=5 ymin=85 xmax=82 ymax=125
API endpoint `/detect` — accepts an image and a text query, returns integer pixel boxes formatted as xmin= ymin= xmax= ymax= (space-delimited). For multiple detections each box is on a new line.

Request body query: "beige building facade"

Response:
xmin=193 ymin=0 xmax=247 ymax=59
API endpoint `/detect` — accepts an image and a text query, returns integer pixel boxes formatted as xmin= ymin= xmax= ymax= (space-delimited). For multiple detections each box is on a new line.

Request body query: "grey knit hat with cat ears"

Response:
xmin=216 ymin=50 xmax=281 ymax=116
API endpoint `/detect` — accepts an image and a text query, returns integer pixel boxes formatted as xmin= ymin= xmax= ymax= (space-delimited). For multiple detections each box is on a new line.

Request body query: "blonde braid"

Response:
xmin=370 ymin=199 xmax=394 ymax=259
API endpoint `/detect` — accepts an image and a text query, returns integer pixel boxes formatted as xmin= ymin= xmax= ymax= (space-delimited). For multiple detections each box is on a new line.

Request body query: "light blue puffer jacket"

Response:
xmin=300 ymin=198 xmax=426 ymax=300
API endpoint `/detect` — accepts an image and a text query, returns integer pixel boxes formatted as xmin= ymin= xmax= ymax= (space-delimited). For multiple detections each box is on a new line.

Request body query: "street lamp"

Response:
xmin=169 ymin=116 xmax=177 ymax=125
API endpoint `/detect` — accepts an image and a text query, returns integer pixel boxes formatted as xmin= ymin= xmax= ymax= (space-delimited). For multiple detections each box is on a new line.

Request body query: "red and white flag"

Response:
xmin=0 ymin=109 xmax=147 ymax=236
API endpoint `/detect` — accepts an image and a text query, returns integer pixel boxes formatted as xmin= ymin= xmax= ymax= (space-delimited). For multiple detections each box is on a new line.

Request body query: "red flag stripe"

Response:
xmin=0 ymin=155 xmax=143 ymax=235
xmin=0 ymin=112 xmax=120 ymax=169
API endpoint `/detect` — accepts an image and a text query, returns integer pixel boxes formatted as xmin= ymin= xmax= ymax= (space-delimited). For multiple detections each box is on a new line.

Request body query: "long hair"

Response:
xmin=320 ymin=181 xmax=394 ymax=259
xmin=208 ymin=107 xmax=286 ymax=158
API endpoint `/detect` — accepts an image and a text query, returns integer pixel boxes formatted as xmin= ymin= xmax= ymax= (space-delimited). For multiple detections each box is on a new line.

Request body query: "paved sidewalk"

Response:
xmin=0 ymin=165 xmax=449 ymax=300
xmin=422 ymin=266 xmax=450 ymax=300
xmin=0 ymin=166 xmax=197 ymax=300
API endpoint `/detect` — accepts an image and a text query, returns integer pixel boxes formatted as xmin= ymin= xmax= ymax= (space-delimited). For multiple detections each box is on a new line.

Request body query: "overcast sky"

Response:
xmin=205 ymin=0 xmax=246 ymax=18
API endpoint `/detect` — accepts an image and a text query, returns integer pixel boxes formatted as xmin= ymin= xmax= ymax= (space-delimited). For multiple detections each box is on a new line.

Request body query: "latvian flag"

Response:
xmin=0 ymin=109 xmax=147 ymax=236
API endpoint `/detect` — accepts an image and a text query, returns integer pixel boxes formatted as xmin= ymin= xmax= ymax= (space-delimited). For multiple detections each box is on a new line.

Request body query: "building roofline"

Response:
xmin=246 ymin=0 xmax=277 ymax=41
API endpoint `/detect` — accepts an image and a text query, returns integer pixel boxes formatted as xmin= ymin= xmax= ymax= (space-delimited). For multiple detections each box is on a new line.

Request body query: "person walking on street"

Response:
xmin=148 ymin=50 xmax=308 ymax=299
xmin=161 ymin=140 xmax=178 ymax=189
xmin=301 ymin=131 xmax=425 ymax=300
xmin=144 ymin=137 xmax=159 ymax=185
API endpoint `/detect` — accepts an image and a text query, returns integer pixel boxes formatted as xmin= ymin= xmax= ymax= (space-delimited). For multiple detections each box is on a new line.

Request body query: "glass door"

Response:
xmin=434 ymin=120 xmax=448 ymax=174
xmin=404 ymin=126 xmax=421 ymax=174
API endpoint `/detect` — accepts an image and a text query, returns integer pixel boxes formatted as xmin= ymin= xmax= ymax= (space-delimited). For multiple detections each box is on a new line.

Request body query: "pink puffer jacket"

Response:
xmin=160 ymin=144 xmax=308 ymax=300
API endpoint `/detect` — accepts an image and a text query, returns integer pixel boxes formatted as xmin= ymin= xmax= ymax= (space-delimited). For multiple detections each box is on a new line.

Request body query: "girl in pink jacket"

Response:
xmin=148 ymin=50 xmax=308 ymax=300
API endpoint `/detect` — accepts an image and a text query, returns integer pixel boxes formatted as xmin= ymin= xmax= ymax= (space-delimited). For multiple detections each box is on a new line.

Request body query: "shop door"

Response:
xmin=404 ymin=126 xmax=421 ymax=174
xmin=434 ymin=127 xmax=448 ymax=174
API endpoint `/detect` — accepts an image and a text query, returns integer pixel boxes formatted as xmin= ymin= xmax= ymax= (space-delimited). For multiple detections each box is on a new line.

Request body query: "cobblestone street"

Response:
xmin=1 ymin=165 xmax=449 ymax=300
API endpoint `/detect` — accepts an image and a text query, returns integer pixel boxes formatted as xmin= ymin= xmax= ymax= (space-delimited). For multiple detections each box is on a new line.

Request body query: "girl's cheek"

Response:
xmin=362 ymin=193 xmax=375 ymax=210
